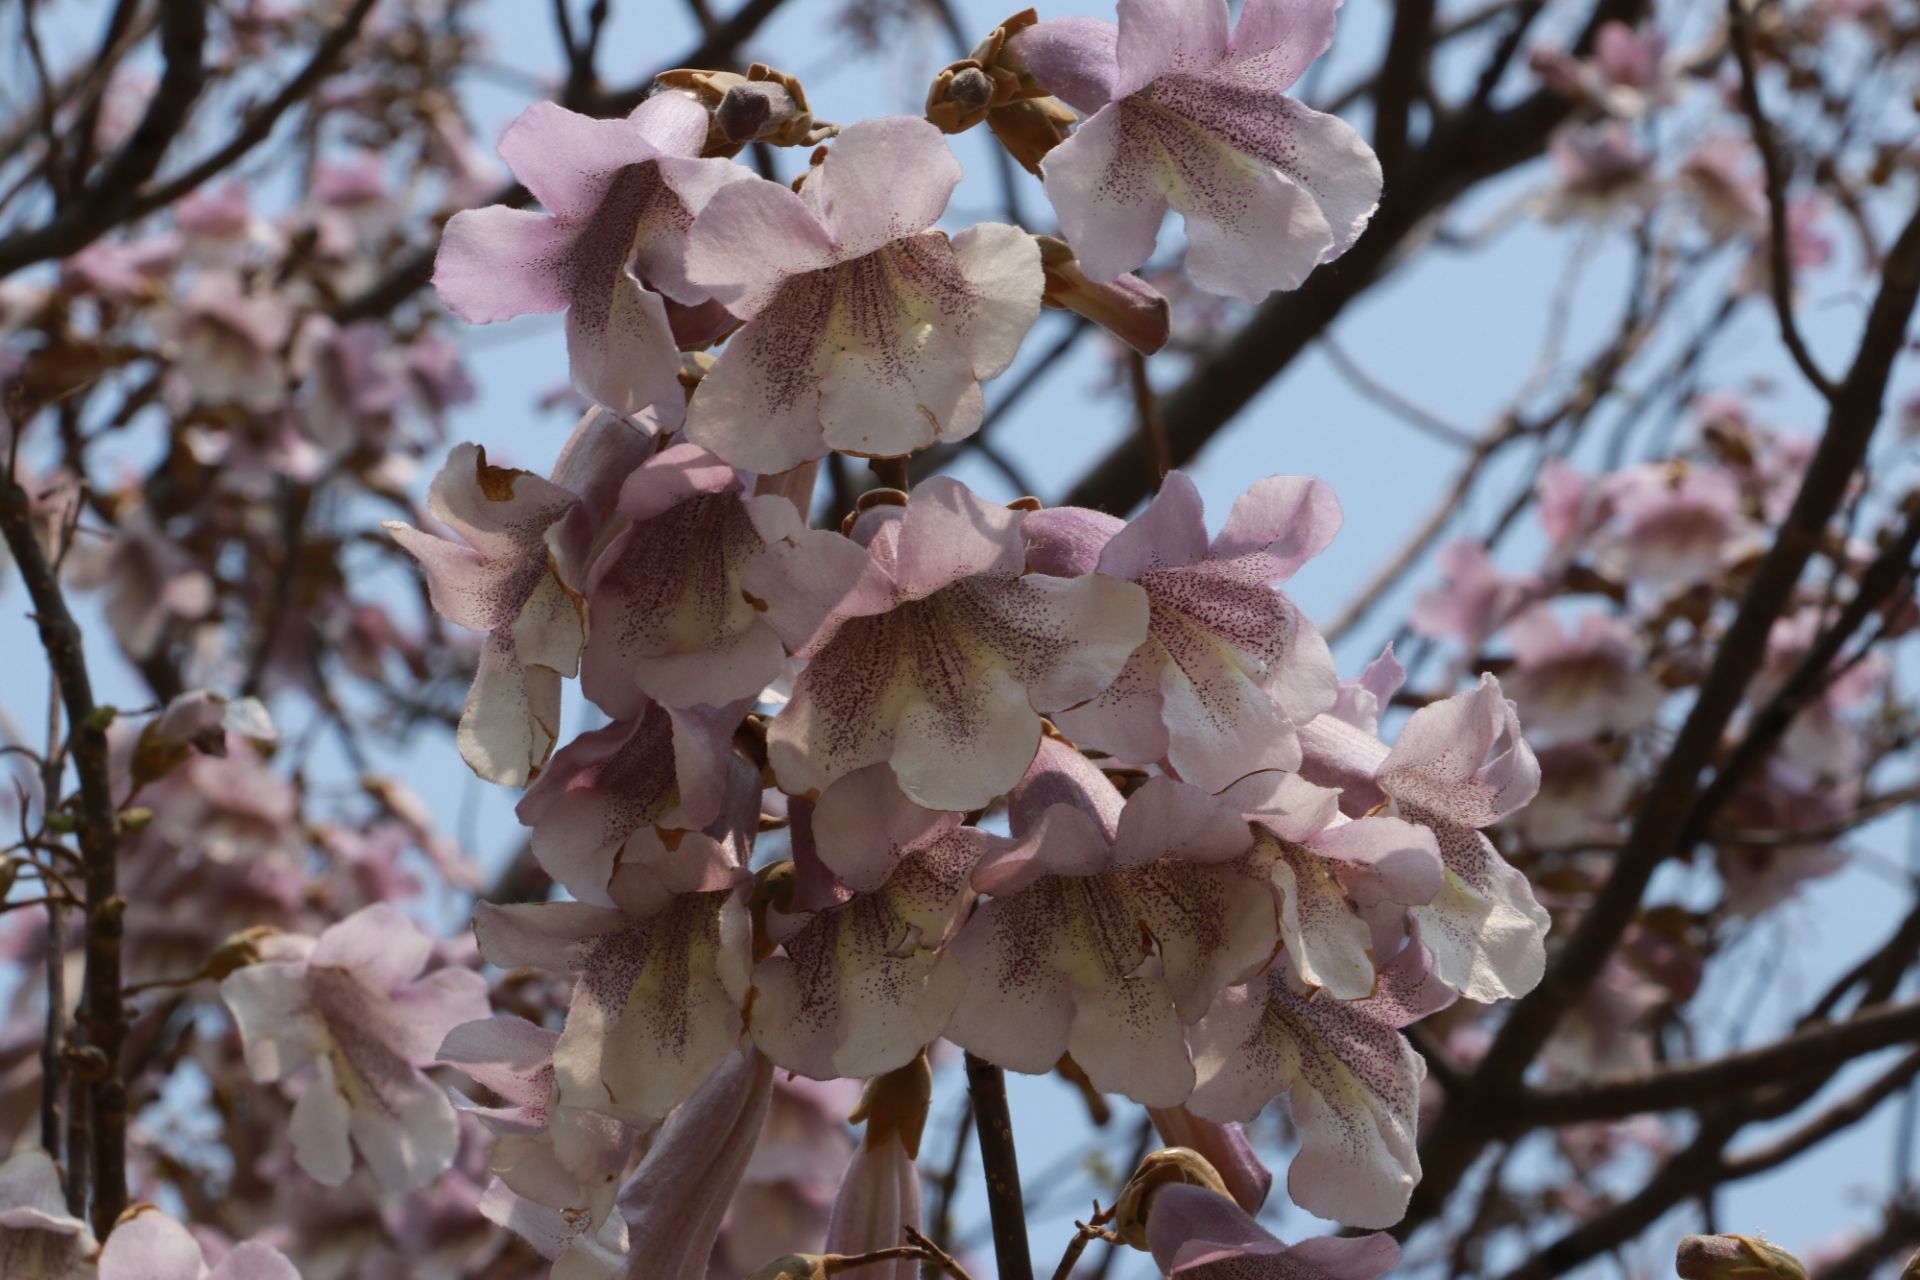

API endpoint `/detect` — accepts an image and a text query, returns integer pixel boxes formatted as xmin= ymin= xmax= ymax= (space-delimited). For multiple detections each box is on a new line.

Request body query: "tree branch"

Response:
xmin=965 ymin=1052 xmax=1034 ymax=1280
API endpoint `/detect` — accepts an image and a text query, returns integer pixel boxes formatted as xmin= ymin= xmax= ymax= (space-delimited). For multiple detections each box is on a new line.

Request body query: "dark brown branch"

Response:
xmin=965 ymin=1052 xmax=1034 ymax=1280
xmin=1521 ymin=1000 xmax=1920 ymax=1127
xmin=1371 ymin=0 xmax=1436 ymax=177
xmin=1726 ymin=0 xmax=1837 ymax=400
xmin=1407 ymin=198 xmax=1920 ymax=1231
xmin=0 ymin=469 xmax=126 ymax=1236
xmin=0 ymin=0 xmax=209 ymax=280
xmin=1719 ymin=1047 xmax=1920 ymax=1179
xmin=127 ymin=0 xmax=380 ymax=219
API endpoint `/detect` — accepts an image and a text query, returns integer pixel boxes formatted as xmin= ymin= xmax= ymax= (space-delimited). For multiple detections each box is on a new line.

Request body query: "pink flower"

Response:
xmin=682 ymin=117 xmax=1043 ymax=471
xmin=1301 ymin=676 xmax=1549 ymax=1002
xmin=580 ymin=443 xmax=800 ymax=719
xmin=1595 ymin=464 xmax=1761 ymax=587
xmin=384 ymin=444 xmax=588 ymax=786
xmin=1023 ymin=472 xmax=1342 ymax=789
xmin=434 ymin=93 xmax=740 ymax=419
xmin=155 ymin=274 xmax=293 ymax=412
xmin=751 ymin=786 xmax=992 ymax=1080
xmin=472 ymin=886 xmax=752 ymax=1124
xmin=1224 ymin=770 xmax=1444 ymax=1001
xmin=945 ymin=737 xmax=1270 ymax=1105
xmin=439 ymin=1015 xmax=638 ymax=1269
xmin=1410 ymin=540 xmax=1534 ymax=646
xmin=1145 ymin=1182 xmax=1401 ymax=1277
xmin=1012 ymin=0 xmax=1380 ymax=301
xmin=745 ymin=476 xmax=1148 ymax=811
xmin=821 ymin=1061 xmax=929 ymax=1280
xmin=515 ymin=702 xmax=748 ymax=911
xmin=1188 ymin=941 xmax=1455 ymax=1228
xmin=218 ymin=905 xmax=490 ymax=1191
xmin=1501 ymin=606 xmax=1665 ymax=740
xmin=96 ymin=1205 xmax=299 ymax=1280
xmin=0 ymin=1148 xmax=97 ymax=1278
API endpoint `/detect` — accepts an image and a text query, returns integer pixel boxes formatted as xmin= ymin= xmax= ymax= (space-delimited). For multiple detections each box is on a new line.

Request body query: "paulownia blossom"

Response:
xmin=579 ymin=443 xmax=799 ymax=719
xmin=745 ymin=476 xmax=1148 ymax=810
xmin=750 ymin=783 xmax=995 ymax=1080
xmin=681 ymin=116 xmax=1044 ymax=471
xmin=385 ymin=444 xmax=586 ymax=787
xmin=439 ymin=1015 xmax=638 ymax=1276
xmin=821 ymin=1059 xmax=930 ymax=1280
xmin=1500 ymin=605 xmax=1666 ymax=741
xmin=514 ymin=701 xmax=746 ymax=910
xmin=945 ymin=736 xmax=1272 ymax=1105
xmin=433 ymin=93 xmax=741 ymax=419
xmin=1301 ymin=671 xmax=1549 ymax=1002
xmin=1227 ymin=770 xmax=1443 ymax=1001
xmin=0 ymin=1148 xmax=96 ymax=1278
xmin=218 ymin=904 xmax=491 ymax=1191
xmin=1023 ymin=471 xmax=1340 ymax=790
xmin=1145 ymin=1183 xmax=1402 ymax=1279
xmin=472 ymin=885 xmax=752 ymax=1125
xmin=1189 ymin=939 xmax=1456 ymax=1228
xmin=95 ymin=1205 xmax=300 ymax=1280
xmin=1011 ymin=0 xmax=1382 ymax=301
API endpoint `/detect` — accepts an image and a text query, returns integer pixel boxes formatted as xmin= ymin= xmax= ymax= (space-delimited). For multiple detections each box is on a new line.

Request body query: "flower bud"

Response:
xmin=1109 ymin=1147 xmax=1231 ymax=1250
xmin=655 ymin=64 xmax=834 ymax=158
xmin=1675 ymin=1234 xmax=1808 ymax=1280
xmin=1035 ymin=236 xmax=1171 ymax=355
xmin=924 ymin=9 xmax=1076 ymax=171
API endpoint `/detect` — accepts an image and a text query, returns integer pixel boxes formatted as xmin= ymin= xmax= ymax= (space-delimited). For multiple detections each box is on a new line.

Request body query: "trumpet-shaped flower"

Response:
xmin=96 ymin=1206 xmax=299 ymax=1280
xmin=682 ymin=117 xmax=1043 ymax=471
xmin=1300 ymin=674 xmax=1550 ymax=1002
xmin=433 ymin=93 xmax=743 ymax=419
xmin=1023 ymin=472 xmax=1341 ymax=789
xmin=945 ymin=737 xmax=1269 ymax=1105
xmin=1145 ymin=1183 xmax=1401 ymax=1279
xmin=1188 ymin=941 xmax=1455 ymax=1228
xmin=751 ymin=810 xmax=994 ymax=1080
xmin=515 ymin=701 xmax=745 ymax=910
xmin=1011 ymin=0 xmax=1381 ymax=302
xmin=580 ymin=443 xmax=799 ymax=718
xmin=745 ymin=476 xmax=1148 ymax=810
xmin=385 ymin=444 xmax=586 ymax=786
xmin=218 ymin=904 xmax=491 ymax=1191
xmin=472 ymin=882 xmax=752 ymax=1124
xmin=0 ymin=1149 xmax=97 ymax=1279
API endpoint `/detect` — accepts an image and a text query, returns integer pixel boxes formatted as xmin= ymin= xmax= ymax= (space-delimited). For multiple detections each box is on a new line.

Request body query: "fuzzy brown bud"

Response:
xmin=924 ymin=10 xmax=1077 ymax=171
xmin=1675 ymin=1234 xmax=1808 ymax=1280
xmin=1110 ymin=1147 xmax=1232 ymax=1250
xmin=655 ymin=65 xmax=835 ymax=158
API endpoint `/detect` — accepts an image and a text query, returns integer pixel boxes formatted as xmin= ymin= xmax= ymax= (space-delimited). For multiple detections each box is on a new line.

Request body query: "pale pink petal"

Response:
xmin=1010 ymin=17 xmax=1121 ymax=112
xmin=951 ymin=220 xmax=1046 ymax=381
xmin=288 ymin=1058 xmax=355 ymax=1186
xmin=1021 ymin=505 xmax=1124 ymax=577
xmin=800 ymin=117 xmax=960 ymax=259
xmin=629 ymin=88 xmax=712 ymax=158
xmin=497 ymin=101 xmax=662 ymax=215
xmin=1226 ymin=0 xmax=1340 ymax=86
xmin=1210 ymin=475 xmax=1342 ymax=581
xmin=1040 ymin=105 xmax=1168 ymax=283
xmin=1189 ymin=944 xmax=1454 ymax=1228
xmin=1379 ymin=675 xmax=1540 ymax=827
xmin=1097 ymin=470 xmax=1211 ymax=579
xmin=810 ymin=763 xmax=961 ymax=893
xmin=310 ymin=901 xmax=430 ymax=990
xmin=683 ymin=175 xmax=838 ymax=318
xmin=1406 ymin=820 xmax=1549 ymax=1002
xmin=97 ymin=1207 xmax=205 ymax=1280
xmin=565 ymin=271 xmax=685 ymax=417
xmin=459 ymin=630 xmax=561 ymax=787
xmin=207 ymin=1243 xmax=302 ymax=1280
xmin=825 ymin=1134 xmax=923 ymax=1280
xmin=1258 ymin=826 xmax=1377 ymax=1000
xmin=1313 ymin=814 xmax=1444 ymax=909
xmin=1115 ymin=0 xmax=1232 ymax=97
xmin=892 ymin=475 xmax=1027 ymax=599
xmin=1111 ymin=775 xmax=1253 ymax=867
xmin=434 ymin=206 xmax=574 ymax=322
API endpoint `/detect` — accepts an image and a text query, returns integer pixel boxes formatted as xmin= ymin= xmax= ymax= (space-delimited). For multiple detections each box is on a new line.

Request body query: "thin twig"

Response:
xmin=965 ymin=1052 xmax=1034 ymax=1280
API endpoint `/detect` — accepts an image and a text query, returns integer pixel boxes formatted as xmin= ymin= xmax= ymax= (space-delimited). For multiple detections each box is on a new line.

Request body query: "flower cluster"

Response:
xmin=368 ymin=0 xmax=1551 ymax=1270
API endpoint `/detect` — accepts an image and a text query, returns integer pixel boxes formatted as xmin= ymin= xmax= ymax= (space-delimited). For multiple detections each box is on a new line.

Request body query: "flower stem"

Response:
xmin=963 ymin=1051 xmax=1032 ymax=1280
